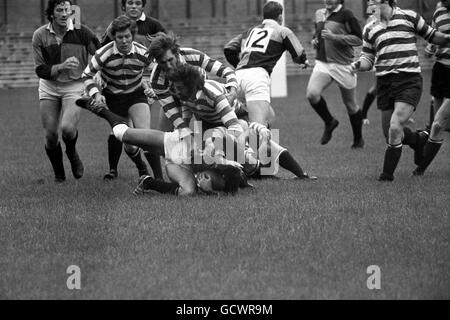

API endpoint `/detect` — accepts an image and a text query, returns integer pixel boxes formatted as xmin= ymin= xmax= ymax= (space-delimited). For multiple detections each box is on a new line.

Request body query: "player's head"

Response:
xmin=148 ymin=32 xmax=181 ymax=72
xmin=167 ymin=64 xmax=205 ymax=100
xmin=263 ymin=1 xmax=283 ymax=23
xmin=46 ymin=0 xmax=72 ymax=25
xmin=440 ymin=0 xmax=450 ymax=10
xmin=324 ymin=0 xmax=343 ymax=12
xmin=121 ymin=0 xmax=146 ymax=20
xmin=196 ymin=166 xmax=243 ymax=195
xmin=111 ymin=15 xmax=137 ymax=54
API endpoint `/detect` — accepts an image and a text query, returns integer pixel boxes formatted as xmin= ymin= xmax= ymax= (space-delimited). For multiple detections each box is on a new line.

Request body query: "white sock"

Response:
xmin=112 ymin=124 xmax=128 ymax=141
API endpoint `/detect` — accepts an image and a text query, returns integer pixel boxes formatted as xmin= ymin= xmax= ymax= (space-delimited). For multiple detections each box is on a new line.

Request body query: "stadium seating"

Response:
xmin=0 ymin=19 xmax=435 ymax=89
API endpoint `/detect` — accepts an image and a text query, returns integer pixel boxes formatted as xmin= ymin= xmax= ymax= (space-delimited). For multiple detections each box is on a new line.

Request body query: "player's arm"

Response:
xmin=282 ymin=28 xmax=308 ymax=67
xmin=224 ymin=34 xmax=243 ymax=68
xmin=413 ymin=12 xmax=449 ymax=45
xmin=82 ymin=48 xmax=107 ymax=101
xmin=215 ymin=95 xmax=243 ymax=138
xmin=352 ymin=30 xmax=375 ymax=72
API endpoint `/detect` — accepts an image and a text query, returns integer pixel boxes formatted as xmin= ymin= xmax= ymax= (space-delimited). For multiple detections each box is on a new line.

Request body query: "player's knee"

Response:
xmin=61 ymin=124 xmax=77 ymax=139
xmin=389 ymin=123 xmax=403 ymax=141
xmin=306 ymin=90 xmax=320 ymax=104
xmin=124 ymin=144 xmax=138 ymax=154
xmin=45 ymin=131 xmax=59 ymax=146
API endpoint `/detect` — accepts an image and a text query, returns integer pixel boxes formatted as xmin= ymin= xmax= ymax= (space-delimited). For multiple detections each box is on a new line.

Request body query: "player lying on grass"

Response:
xmin=166 ymin=63 xmax=317 ymax=180
xmin=76 ymin=97 xmax=248 ymax=195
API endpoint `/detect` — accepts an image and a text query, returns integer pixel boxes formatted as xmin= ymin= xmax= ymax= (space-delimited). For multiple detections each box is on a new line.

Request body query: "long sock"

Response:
xmin=108 ymin=134 xmax=123 ymax=171
xmin=45 ymin=143 xmax=65 ymax=179
xmin=382 ymin=143 xmax=403 ymax=177
xmin=278 ymin=150 xmax=305 ymax=177
xmin=97 ymin=108 xmax=127 ymax=128
xmin=143 ymin=177 xmax=179 ymax=195
xmin=311 ymin=97 xmax=333 ymax=124
xmin=62 ymin=131 xmax=78 ymax=157
xmin=428 ymin=100 xmax=434 ymax=131
xmin=125 ymin=148 xmax=148 ymax=175
xmin=418 ymin=138 xmax=443 ymax=172
xmin=144 ymin=150 xmax=163 ymax=179
xmin=349 ymin=110 xmax=363 ymax=141
xmin=402 ymin=127 xmax=418 ymax=149
xmin=362 ymin=92 xmax=376 ymax=119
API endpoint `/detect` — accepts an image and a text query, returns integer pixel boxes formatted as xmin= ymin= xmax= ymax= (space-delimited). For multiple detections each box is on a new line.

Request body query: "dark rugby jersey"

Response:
xmin=361 ymin=7 xmax=436 ymax=76
xmin=224 ymin=19 xmax=305 ymax=75
xmin=32 ymin=20 xmax=100 ymax=82
xmin=314 ymin=5 xmax=362 ymax=65
xmin=101 ymin=13 xmax=166 ymax=48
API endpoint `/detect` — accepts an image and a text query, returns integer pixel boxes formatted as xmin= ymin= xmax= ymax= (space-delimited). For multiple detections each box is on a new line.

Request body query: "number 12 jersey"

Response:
xmin=224 ymin=19 xmax=305 ymax=75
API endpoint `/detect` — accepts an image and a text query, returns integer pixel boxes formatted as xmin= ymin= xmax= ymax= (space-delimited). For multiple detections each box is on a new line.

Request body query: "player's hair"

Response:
xmin=121 ymin=0 xmax=146 ymax=10
xmin=211 ymin=166 xmax=244 ymax=194
xmin=147 ymin=32 xmax=181 ymax=62
xmin=381 ymin=0 xmax=396 ymax=7
xmin=263 ymin=1 xmax=283 ymax=20
xmin=111 ymin=15 xmax=137 ymax=37
xmin=45 ymin=0 xmax=72 ymax=22
xmin=167 ymin=63 xmax=205 ymax=91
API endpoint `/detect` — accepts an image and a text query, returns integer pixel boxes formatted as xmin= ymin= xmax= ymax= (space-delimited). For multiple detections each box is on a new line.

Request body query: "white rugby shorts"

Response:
xmin=38 ymin=79 xmax=85 ymax=101
xmin=313 ymin=60 xmax=357 ymax=89
xmin=236 ymin=67 xmax=271 ymax=103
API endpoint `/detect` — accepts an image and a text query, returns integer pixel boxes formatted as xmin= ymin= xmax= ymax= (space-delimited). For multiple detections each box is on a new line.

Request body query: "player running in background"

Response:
xmin=413 ymin=0 xmax=450 ymax=175
xmin=32 ymin=0 xmax=101 ymax=182
xmin=82 ymin=15 xmax=156 ymax=181
xmin=353 ymin=0 xmax=450 ymax=181
xmin=306 ymin=0 xmax=364 ymax=148
xmin=100 ymin=0 xmax=166 ymax=181
xmin=223 ymin=1 xmax=308 ymax=127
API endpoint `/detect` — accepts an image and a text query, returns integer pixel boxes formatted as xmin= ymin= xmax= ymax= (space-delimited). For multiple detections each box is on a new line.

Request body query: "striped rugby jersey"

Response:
xmin=361 ymin=7 xmax=437 ymax=77
xmin=177 ymin=79 xmax=243 ymax=134
xmin=425 ymin=6 xmax=450 ymax=67
xmin=224 ymin=19 xmax=305 ymax=74
xmin=150 ymin=48 xmax=238 ymax=129
xmin=82 ymin=41 xmax=150 ymax=97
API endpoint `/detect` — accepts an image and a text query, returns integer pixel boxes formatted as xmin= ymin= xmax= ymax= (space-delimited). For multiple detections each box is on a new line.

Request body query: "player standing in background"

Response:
xmin=353 ymin=0 xmax=450 ymax=181
xmin=148 ymin=32 xmax=238 ymax=134
xmin=32 ymin=0 xmax=100 ymax=182
xmin=306 ymin=0 xmax=364 ymax=148
xmin=414 ymin=0 xmax=450 ymax=175
xmin=223 ymin=1 xmax=307 ymax=128
xmin=100 ymin=0 xmax=166 ymax=181
xmin=82 ymin=15 xmax=154 ymax=181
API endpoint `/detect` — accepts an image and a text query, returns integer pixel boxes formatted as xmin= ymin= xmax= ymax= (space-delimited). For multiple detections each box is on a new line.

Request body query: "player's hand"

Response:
xmin=299 ymin=60 xmax=309 ymax=69
xmin=259 ymin=126 xmax=272 ymax=142
xmin=225 ymin=87 xmax=237 ymax=105
xmin=218 ymin=158 xmax=243 ymax=169
xmin=363 ymin=118 xmax=370 ymax=125
xmin=59 ymin=56 xmax=80 ymax=71
xmin=311 ymin=38 xmax=319 ymax=49
xmin=92 ymin=93 xmax=106 ymax=105
xmin=350 ymin=61 xmax=361 ymax=74
xmin=143 ymin=82 xmax=157 ymax=99
xmin=321 ymin=29 xmax=336 ymax=41
xmin=179 ymin=127 xmax=193 ymax=140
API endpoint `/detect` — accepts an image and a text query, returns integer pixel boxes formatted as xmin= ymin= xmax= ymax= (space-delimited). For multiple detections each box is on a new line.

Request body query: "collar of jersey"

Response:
xmin=138 ymin=12 xmax=146 ymax=21
xmin=262 ymin=19 xmax=280 ymax=27
xmin=112 ymin=41 xmax=137 ymax=56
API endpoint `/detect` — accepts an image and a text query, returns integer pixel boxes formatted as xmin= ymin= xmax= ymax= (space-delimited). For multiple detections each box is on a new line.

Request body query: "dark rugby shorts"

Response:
xmin=430 ymin=62 xmax=450 ymax=99
xmin=104 ymin=88 xmax=148 ymax=117
xmin=376 ymin=72 xmax=423 ymax=111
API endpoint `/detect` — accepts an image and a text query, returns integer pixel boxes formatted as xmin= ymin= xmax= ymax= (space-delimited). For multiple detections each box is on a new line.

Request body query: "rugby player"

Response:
xmin=82 ymin=15 xmax=155 ymax=180
xmin=32 ymin=0 xmax=101 ymax=182
xmin=353 ymin=0 xmax=450 ymax=181
xmin=100 ymin=0 xmax=166 ymax=181
xmin=306 ymin=0 xmax=364 ymax=148
xmin=223 ymin=1 xmax=308 ymax=127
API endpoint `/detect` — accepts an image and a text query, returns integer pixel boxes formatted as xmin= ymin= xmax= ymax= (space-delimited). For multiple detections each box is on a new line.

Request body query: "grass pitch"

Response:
xmin=0 ymin=71 xmax=449 ymax=299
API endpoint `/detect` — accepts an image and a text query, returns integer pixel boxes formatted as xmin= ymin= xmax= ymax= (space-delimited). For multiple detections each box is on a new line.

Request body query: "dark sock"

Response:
xmin=62 ymin=131 xmax=78 ymax=157
xmin=349 ymin=110 xmax=363 ymax=141
xmin=144 ymin=150 xmax=163 ymax=180
xmin=311 ymin=97 xmax=333 ymax=124
xmin=362 ymin=92 xmax=376 ymax=119
xmin=143 ymin=177 xmax=179 ymax=195
xmin=402 ymin=127 xmax=418 ymax=148
xmin=108 ymin=134 xmax=123 ymax=172
xmin=418 ymin=139 xmax=443 ymax=172
xmin=428 ymin=101 xmax=434 ymax=131
xmin=382 ymin=143 xmax=403 ymax=177
xmin=278 ymin=150 xmax=305 ymax=177
xmin=125 ymin=148 xmax=148 ymax=175
xmin=45 ymin=143 xmax=65 ymax=179
xmin=97 ymin=108 xmax=127 ymax=128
